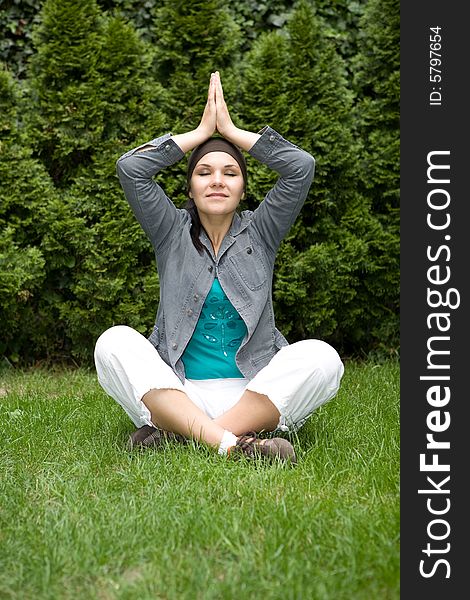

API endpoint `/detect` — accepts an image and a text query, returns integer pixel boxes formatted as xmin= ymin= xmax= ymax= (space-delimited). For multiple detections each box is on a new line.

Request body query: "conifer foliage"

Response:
xmin=29 ymin=0 xmax=105 ymax=183
xmin=354 ymin=0 xmax=400 ymax=215
xmin=238 ymin=1 xmax=398 ymax=356
xmin=0 ymin=68 xmax=61 ymax=362
xmin=29 ymin=0 xmax=163 ymax=183
xmin=0 ymin=0 xmax=399 ymax=364
xmin=151 ymin=0 xmax=241 ymax=129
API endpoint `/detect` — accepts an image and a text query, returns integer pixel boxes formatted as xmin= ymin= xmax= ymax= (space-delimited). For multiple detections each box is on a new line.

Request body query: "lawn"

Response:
xmin=0 ymin=360 xmax=399 ymax=600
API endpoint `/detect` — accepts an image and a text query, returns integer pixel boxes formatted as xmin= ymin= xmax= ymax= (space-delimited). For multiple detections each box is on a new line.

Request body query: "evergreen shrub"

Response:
xmin=0 ymin=67 xmax=64 ymax=362
xmin=0 ymin=0 xmax=399 ymax=364
xmin=237 ymin=1 xmax=399 ymax=357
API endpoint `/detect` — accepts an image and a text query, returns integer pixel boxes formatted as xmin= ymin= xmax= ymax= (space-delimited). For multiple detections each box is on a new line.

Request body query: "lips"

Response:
xmin=206 ymin=193 xmax=228 ymax=198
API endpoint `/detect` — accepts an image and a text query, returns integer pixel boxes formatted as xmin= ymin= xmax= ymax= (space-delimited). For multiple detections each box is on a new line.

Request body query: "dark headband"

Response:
xmin=186 ymin=137 xmax=247 ymax=192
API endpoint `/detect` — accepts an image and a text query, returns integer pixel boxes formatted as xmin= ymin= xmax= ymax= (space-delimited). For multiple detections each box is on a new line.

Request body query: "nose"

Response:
xmin=210 ymin=171 xmax=225 ymax=187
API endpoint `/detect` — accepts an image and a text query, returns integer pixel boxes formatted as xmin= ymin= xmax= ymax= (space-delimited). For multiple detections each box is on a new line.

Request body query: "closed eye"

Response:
xmin=196 ymin=171 xmax=238 ymax=177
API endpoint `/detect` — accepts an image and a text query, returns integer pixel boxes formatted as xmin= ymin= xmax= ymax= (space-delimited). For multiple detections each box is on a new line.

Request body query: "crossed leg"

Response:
xmin=94 ymin=326 xmax=344 ymax=450
xmin=142 ymin=387 xmax=280 ymax=447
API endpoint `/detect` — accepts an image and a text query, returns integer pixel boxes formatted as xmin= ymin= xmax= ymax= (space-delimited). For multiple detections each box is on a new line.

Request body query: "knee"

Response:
xmin=290 ymin=339 xmax=344 ymax=385
xmin=94 ymin=325 xmax=137 ymax=365
xmin=310 ymin=339 xmax=342 ymax=368
xmin=311 ymin=340 xmax=344 ymax=392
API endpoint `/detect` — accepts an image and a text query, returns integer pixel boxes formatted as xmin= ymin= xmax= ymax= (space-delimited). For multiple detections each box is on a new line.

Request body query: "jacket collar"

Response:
xmin=227 ymin=211 xmax=251 ymax=236
xmin=199 ymin=211 xmax=251 ymax=260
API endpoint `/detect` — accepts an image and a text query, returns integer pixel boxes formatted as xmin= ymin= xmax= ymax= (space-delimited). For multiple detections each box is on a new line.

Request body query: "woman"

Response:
xmin=94 ymin=72 xmax=344 ymax=463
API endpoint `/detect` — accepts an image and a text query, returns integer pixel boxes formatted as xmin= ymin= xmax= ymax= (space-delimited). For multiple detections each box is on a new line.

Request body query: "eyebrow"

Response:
xmin=196 ymin=163 xmax=240 ymax=169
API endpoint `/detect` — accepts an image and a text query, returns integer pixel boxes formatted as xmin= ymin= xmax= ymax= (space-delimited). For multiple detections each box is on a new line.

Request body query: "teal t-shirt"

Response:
xmin=182 ymin=278 xmax=247 ymax=379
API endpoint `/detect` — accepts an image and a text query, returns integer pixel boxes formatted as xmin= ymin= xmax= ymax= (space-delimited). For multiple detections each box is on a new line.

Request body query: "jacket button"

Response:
xmin=172 ymin=343 xmax=178 ymax=350
xmin=187 ymin=309 xmax=193 ymax=317
xmin=246 ymin=247 xmax=252 ymax=254
xmin=269 ymin=135 xmax=275 ymax=142
xmin=193 ymin=294 xmax=199 ymax=301
xmin=208 ymin=266 xmax=213 ymax=273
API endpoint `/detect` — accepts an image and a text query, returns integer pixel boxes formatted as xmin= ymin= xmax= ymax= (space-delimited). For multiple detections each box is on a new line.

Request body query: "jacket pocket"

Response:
xmin=229 ymin=245 xmax=267 ymax=291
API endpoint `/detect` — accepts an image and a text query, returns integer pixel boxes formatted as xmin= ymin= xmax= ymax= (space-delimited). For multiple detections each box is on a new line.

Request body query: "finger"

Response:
xmin=213 ymin=73 xmax=222 ymax=104
xmin=216 ymin=73 xmax=225 ymax=103
xmin=208 ymin=73 xmax=213 ymax=96
xmin=207 ymin=74 xmax=216 ymax=104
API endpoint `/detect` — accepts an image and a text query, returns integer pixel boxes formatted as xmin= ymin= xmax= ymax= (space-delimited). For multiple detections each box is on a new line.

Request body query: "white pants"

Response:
xmin=94 ymin=325 xmax=344 ymax=433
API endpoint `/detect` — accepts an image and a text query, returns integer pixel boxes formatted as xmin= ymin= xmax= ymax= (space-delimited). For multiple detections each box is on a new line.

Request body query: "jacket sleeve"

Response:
xmin=248 ymin=126 xmax=315 ymax=256
xmin=115 ymin=134 xmax=186 ymax=252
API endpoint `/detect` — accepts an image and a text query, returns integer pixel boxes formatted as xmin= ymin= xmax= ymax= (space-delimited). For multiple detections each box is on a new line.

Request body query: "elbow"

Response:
xmin=115 ymin=157 xmax=122 ymax=177
xmin=116 ymin=154 xmax=127 ymax=178
xmin=116 ymin=154 xmax=138 ymax=181
xmin=299 ymin=151 xmax=315 ymax=184
xmin=305 ymin=152 xmax=315 ymax=178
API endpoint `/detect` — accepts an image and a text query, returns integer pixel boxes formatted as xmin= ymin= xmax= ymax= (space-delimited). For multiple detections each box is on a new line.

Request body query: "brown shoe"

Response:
xmin=228 ymin=431 xmax=297 ymax=465
xmin=127 ymin=425 xmax=186 ymax=450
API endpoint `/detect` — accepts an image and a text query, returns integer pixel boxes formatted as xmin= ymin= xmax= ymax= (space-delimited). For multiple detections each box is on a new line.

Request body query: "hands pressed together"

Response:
xmin=198 ymin=71 xmax=235 ymax=140
xmin=171 ymin=72 xmax=260 ymax=153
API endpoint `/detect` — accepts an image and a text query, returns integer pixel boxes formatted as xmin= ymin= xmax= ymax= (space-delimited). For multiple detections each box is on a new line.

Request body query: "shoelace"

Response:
xmin=230 ymin=431 xmax=259 ymax=457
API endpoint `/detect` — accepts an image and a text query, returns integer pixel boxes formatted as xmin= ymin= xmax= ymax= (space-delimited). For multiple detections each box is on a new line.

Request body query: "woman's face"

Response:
xmin=189 ymin=151 xmax=245 ymax=219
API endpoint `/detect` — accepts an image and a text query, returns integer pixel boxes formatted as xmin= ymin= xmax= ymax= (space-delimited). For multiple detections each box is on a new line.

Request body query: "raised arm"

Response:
xmin=208 ymin=73 xmax=314 ymax=255
xmin=249 ymin=129 xmax=315 ymax=256
xmin=115 ymin=75 xmax=218 ymax=251
xmin=116 ymin=134 xmax=184 ymax=252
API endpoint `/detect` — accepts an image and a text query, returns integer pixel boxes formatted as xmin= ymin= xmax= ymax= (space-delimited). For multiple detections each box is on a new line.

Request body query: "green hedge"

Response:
xmin=0 ymin=0 xmax=399 ymax=365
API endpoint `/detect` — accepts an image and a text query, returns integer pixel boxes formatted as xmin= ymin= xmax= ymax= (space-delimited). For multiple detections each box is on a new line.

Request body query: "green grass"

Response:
xmin=0 ymin=360 xmax=399 ymax=600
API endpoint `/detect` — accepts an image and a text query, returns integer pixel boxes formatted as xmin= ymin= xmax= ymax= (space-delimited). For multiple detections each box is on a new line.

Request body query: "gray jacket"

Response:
xmin=116 ymin=126 xmax=315 ymax=383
